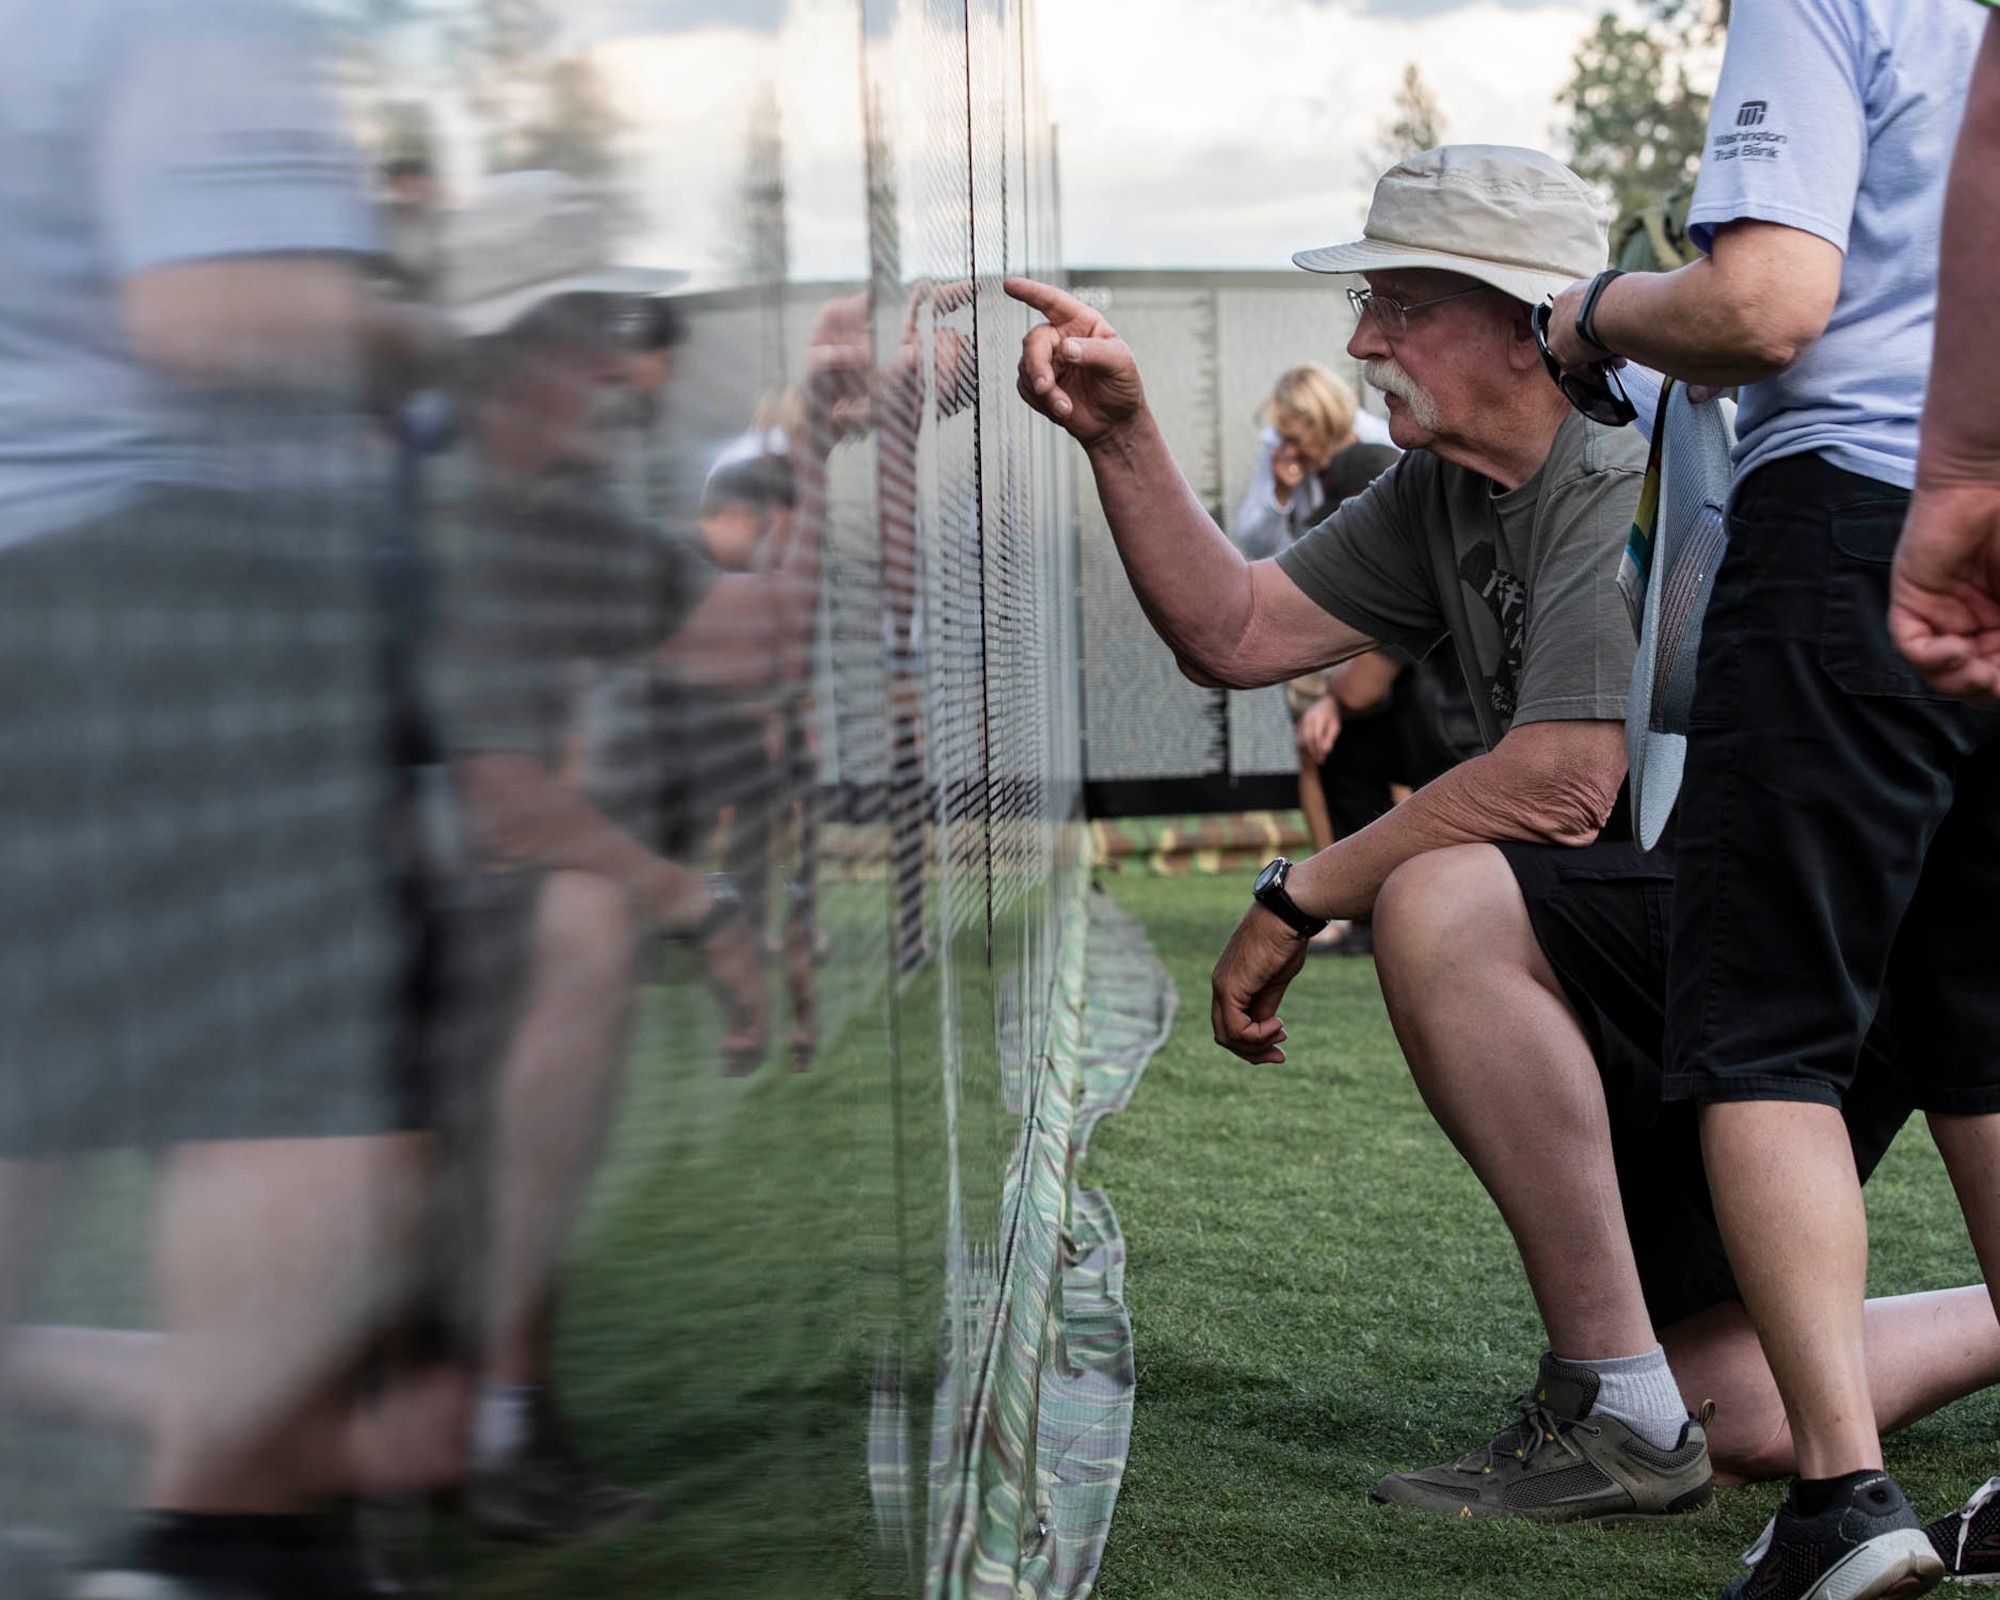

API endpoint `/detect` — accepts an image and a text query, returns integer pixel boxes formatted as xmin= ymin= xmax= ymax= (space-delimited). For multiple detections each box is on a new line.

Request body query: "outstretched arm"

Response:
xmin=1544 ymin=221 xmax=1843 ymax=386
xmin=1007 ymin=276 xmax=1376 ymax=685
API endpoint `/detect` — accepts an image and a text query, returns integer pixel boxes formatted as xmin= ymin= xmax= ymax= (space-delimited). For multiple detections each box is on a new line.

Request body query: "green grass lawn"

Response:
xmin=1087 ymin=873 xmax=2000 ymax=1600
xmin=14 ymin=869 xmax=1992 ymax=1600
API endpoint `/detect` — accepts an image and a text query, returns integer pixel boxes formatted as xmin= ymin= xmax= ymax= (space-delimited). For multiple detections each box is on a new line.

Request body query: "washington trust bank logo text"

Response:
xmin=1715 ymin=100 xmax=1787 ymax=161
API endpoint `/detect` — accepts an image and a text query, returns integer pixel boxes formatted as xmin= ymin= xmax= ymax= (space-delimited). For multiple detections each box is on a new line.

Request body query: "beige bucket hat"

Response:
xmin=443 ymin=170 xmax=685 ymax=337
xmin=1293 ymin=144 xmax=1609 ymax=306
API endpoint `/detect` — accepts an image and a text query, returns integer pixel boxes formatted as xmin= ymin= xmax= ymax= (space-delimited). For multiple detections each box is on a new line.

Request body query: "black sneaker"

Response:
xmin=70 ymin=1514 xmax=376 ymax=1600
xmin=1725 ymin=1474 xmax=1942 ymax=1600
xmin=1922 ymin=1476 xmax=2000 ymax=1584
xmin=463 ymin=1391 xmax=662 ymax=1545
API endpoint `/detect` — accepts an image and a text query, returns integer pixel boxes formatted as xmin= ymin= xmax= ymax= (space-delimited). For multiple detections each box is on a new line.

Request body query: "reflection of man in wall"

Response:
xmin=1007 ymin=145 xmax=2000 ymax=1521
xmin=432 ymin=193 xmax=800 ymax=1534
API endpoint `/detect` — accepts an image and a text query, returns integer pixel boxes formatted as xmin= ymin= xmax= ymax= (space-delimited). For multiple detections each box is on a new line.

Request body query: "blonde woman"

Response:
xmin=1232 ymin=363 xmax=1396 ymax=561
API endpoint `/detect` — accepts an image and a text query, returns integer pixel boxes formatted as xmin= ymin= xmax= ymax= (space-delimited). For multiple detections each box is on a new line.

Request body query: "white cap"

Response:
xmin=442 ymin=170 xmax=685 ymax=337
xmin=1293 ymin=145 xmax=1609 ymax=306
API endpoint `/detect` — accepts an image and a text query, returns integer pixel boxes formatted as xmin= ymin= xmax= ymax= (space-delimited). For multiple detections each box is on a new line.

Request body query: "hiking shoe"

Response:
xmin=1370 ymin=1353 xmax=1713 ymax=1523
xmin=1923 ymin=1476 xmax=2000 ymax=1584
xmin=1725 ymin=1474 xmax=1941 ymax=1600
xmin=464 ymin=1454 xmax=662 ymax=1545
xmin=463 ymin=1393 xmax=662 ymax=1544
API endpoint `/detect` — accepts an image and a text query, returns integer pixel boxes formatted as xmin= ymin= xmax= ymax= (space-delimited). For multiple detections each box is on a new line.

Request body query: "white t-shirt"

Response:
xmin=0 ymin=0 xmax=379 ymax=547
xmin=1687 ymin=0 xmax=1983 ymax=490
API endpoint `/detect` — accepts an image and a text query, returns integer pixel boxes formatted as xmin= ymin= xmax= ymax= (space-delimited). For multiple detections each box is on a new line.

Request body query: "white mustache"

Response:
xmin=1363 ymin=358 xmax=1442 ymax=431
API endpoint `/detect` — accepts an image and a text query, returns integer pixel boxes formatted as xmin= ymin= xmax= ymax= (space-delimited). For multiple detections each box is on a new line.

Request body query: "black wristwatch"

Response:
xmin=690 ymin=873 xmax=745 ymax=944
xmin=1251 ymin=857 xmax=1328 ymax=939
xmin=1574 ymin=268 xmax=1626 ymax=355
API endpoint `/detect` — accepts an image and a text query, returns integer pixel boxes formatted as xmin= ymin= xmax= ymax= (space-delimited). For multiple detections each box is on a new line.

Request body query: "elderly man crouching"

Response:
xmin=1007 ymin=144 xmax=2000 ymax=1525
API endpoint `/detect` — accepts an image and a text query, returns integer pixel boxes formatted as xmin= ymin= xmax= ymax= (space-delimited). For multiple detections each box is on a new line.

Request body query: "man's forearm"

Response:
xmin=1284 ymin=723 xmax=1624 ymax=921
xmin=457 ymin=753 xmax=698 ymax=919
xmin=1579 ymin=223 xmax=1843 ymax=386
xmin=1920 ymin=12 xmax=2000 ymax=489
xmin=1084 ymin=410 xmax=1259 ymax=672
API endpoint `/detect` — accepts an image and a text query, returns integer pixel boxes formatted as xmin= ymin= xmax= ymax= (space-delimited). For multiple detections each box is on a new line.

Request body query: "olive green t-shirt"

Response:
xmin=1275 ymin=411 xmax=1646 ymax=753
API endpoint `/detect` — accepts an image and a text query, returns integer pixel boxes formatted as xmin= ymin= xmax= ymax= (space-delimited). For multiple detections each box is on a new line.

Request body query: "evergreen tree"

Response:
xmin=1361 ymin=63 xmax=1446 ymax=181
xmin=1560 ymin=1 xmax=1725 ymax=220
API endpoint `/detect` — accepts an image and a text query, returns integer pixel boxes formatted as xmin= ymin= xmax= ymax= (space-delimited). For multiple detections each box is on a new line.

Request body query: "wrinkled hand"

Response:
xmin=1890 ymin=482 xmax=2000 ymax=704
xmin=1210 ymin=905 xmax=1310 ymax=1064
xmin=1544 ymin=280 xmax=1607 ymax=370
xmin=1295 ymin=694 xmax=1342 ymax=763
xmin=1005 ymin=276 xmax=1146 ymax=446
xmin=702 ymin=920 xmax=769 ymax=1074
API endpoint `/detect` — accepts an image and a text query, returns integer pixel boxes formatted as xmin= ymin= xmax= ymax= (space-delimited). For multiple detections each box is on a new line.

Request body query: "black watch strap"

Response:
xmin=1252 ymin=858 xmax=1329 ymax=939
xmin=1575 ymin=268 xmax=1626 ymax=354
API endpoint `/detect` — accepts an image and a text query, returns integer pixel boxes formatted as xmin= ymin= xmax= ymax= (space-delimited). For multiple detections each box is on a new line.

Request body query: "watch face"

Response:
xmin=1253 ymin=859 xmax=1285 ymax=896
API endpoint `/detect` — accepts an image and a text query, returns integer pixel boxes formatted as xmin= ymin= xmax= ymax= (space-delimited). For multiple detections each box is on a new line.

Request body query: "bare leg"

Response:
xmin=1699 ymin=1101 xmax=1880 ymax=1477
xmin=1928 ymin=1112 xmax=2000 ymax=1348
xmin=1372 ymin=844 xmax=1656 ymax=1359
xmin=485 ymin=869 xmax=637 ymax=1387
xmin=1297 ymin=759 xmax=1350 ymax=949
xmin=338 ymin=1363 xmax=472 ymax=1494
xmin=1298 ymin=753 xmax=1334 ymax=855
xmin=1664 ymin=1287 xmax=2000 ymax=1484
xmin=2 ymin=1326 xmax=159 ymax=1433
xmin=0 ymin=1159 xmax=64 ymax=1329
xmin=147 ymin=1131 xmax=428 ymax=1512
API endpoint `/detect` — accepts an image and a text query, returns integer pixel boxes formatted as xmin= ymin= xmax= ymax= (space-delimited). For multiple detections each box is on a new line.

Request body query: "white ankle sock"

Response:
xmin=473 ymin=1382 xmax=537 ymax=1469
xmin=1560 ymin=1344 xmax=1686 ymax=1451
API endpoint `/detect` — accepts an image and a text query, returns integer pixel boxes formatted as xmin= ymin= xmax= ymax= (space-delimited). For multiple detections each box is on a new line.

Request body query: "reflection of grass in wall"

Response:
xmin=3 ymin=871 xmax=1020 ymax=1599
xmin=1089 ymin=874 xmax=2000 ymax=1600
xmin=455 ymin=885 xmax=1063 ymax=1598
xmin=460 ymin=883 xmax=922 ymax=1600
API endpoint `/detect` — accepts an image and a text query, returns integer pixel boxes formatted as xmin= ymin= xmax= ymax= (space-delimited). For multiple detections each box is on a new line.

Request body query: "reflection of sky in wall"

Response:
xmin=379 ymin=0 xmax=1625 ymax=285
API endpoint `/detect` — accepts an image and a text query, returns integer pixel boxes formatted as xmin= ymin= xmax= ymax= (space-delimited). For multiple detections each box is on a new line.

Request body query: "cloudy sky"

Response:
xmin=1042 ymin=0 xmax=1615 ymax=268
xmin=571 ymin=0 xmax=1624 ymax=284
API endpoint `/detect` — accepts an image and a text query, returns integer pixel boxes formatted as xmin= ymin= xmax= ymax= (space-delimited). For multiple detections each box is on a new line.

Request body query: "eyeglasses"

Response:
xmin=1531 ymin=300 xmax=1637 ymax=427
xmin=1346 ymin=283 xmax=1491 ymax=339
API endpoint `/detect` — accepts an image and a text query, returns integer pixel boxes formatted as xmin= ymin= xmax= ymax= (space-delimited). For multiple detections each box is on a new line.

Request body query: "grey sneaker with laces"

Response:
xmin=1371 ymin=1352 xmax=1714 ymax=1524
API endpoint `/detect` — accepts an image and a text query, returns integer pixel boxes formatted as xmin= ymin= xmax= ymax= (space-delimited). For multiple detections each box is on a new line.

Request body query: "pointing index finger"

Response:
xmin=1004 ymin=275 xmax=1097 ymax=331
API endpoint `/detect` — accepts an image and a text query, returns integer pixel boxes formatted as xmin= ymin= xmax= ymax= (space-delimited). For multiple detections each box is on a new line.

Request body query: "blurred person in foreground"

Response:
xmin=429 ymin=178 xmax=821 ymax=1539
xmin=1543 ymin=0 xmax=1996 ymax=1590
xmin=1892 ymin=8 xmax=2000 ymax=709
xmin=0 ymin=2 xmax=469 ymax=1594
xmin=1007 ymin=144 xmax=2000 ymax=1526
